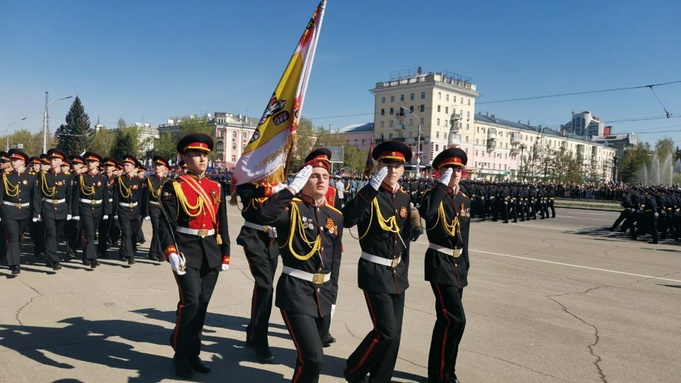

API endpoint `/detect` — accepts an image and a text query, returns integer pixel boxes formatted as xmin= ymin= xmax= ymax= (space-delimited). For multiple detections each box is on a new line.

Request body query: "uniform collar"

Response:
xmin=379 ymin=182 xmax=400 ymax=193
xmin=300 ymin=192 xmax=325 ymax=207
xmin=186 ymin=170 xmax=205 ymax=180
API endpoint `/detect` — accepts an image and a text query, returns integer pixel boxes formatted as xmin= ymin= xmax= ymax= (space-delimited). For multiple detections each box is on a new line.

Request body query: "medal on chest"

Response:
xmin=325 ymin=218 xmax=337 ymax=236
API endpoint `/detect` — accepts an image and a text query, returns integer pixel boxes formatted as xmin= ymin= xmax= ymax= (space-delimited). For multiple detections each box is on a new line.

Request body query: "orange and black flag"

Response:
xmin=364 ymin=138 xmax=374 ymax=177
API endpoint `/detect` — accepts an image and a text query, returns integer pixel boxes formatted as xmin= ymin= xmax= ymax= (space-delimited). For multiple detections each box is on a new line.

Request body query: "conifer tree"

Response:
xmin=55 ymin=96 xmax=92 ymax=155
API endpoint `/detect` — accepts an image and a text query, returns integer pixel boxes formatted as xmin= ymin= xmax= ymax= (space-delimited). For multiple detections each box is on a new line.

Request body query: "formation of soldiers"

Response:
xmin=608 ymin=185 xmax=681 ymax=244
xmin=0 ymin=148 xmax=174 ymax=275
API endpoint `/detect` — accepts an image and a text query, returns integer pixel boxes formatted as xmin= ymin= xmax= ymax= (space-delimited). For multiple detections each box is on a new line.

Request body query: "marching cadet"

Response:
xmin=36 ymin=149 xmax=73 ymax=270
xmin=0 ymin=149 xmax=40 ymax=275
xmin=66 ymin=154 xmax=86 ymax=260
xmin=28 ymin=155 xmax=47 ymax=261
xmin=257 ymin=148 xmax=343 ymax=383
xmin=342 ymin=141 xmax=416 ymax=383
xmin=29 ymin=157 xmax=41 ymax=173
xmin=419 ymin=148 xmax=472 ymax=383
xmin=113 ymin=155 xmax=145 ymax=265
xmin=143 ymin=155 xmax=170 ymax=262
xmin=235 ymin=173 xmax=287 ymax=363
xmin=97 ymin=158 xmax=118 ymax=259
xmin=0 ymin=151 xmax=10 ymax=262
xmin=158 ymin=133 xmax=230 ymax=379
xmin=135 ymin=164 xmax=148 ymax=246
xmin=71 ymin=152 xmax=111 ymax=268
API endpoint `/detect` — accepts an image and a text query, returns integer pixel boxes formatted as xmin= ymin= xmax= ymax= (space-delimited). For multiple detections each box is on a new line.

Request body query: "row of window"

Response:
xmin=381 ymin=92 xmax=472 ymax=106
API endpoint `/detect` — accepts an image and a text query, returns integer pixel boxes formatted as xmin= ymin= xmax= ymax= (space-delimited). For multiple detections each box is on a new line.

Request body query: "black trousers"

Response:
xmin=148 ymin=212 xmax=162 ymax=259
xmin=281 ymin=309 xmax=330 ymax=383
xmin=97 ymin=216 xmax=112 ymax=256
xmin=66 ymin=219 xmax=82 ymax=256
xmin=44 ymin=216 xmax=67 ymax=264
xmin=80 ymin=213 xmax=103 ymax=262
xmin=428 ymin=283 xmax=466 ymax=383
xmin=345 ymin=291 xmax=405 ymax=383
xmin=118 ymin=214 xmax=139 ymax=261
xmin=2 ymin=217 xmax=29 ymax=267
xmin=171 ymin=261 xmax=219 ymax=357
xmin=245 ymin=247 xmax=278 ymax=349
xmin=31 ymin=220 xmax=45 ymax=257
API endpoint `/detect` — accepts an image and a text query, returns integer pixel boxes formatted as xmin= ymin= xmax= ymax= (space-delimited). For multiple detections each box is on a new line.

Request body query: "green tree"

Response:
xmin=179 ymin=115 xmax=213 ymax=136
xmin=88 ymin=127 xmax=115 ymax=157
xmin=289 ymin=118 xmax=316 ymax=172
xmin=55 ymin=96 xmax=93 ymax=154
xmin=618 ymin=143 xmax=651 ymax=183
xmin=110 ymin=129 xmax=134 ymax=160
xmin=147 ymin=132 xmax=177 ymax=163
xmin=5 ymin=129 xmax=43 ymax=156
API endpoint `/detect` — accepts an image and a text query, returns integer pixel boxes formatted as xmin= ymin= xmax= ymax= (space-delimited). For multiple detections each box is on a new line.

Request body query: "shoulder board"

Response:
xmin=29 ymin=171 xmax=35 ymax=175
xmin=460 ymin=191 xmax=469 ymax=198
xmin=397 ymin=188 xmax=409 ymax=196
xmin=326 ymin=204 xmax=342 ymax=216
xmin=64 ymin=171 xmax=71 ymax=175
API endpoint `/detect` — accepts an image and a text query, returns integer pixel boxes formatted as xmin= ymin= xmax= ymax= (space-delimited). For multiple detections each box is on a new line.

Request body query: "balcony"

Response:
xmin=510 ymin=132 xmax=522 ymax=145
xmin=487 ymin=128 xmax=498 ymax=140
xmin=510 ymin=147 xmax=520 ymax=155
xmin=486 ymin=138 xmax=497 ymax=152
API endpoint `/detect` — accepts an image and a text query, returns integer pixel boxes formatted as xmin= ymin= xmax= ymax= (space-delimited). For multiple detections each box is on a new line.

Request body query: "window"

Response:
xmin=446 ymin=94 xmax=450 ymax=101
xmin=438 ymin=92 xmax=441 ymax=100
xmin=390 ymin=95 xmax=395 ymax=102
xmin=420 ymin=105 xmax=425 ymax=113
xmin=435 ymin=144 xmax=439 ymax=151
xmin=410 ymin=93 xmax=414 ymax=100
xmin=389 ymin=107 xmax=394 ymax=115
xmin=461 ymin=98 xmax=464 ymax=104
xmin=436 ymin=131 xmax=440 ymax=138
xmin=231 ymin=156 xmax=236 ymax=162
xmin=445 ymin=107 xmax=448 ymax=114
xmin=444 ymin=132 xmax=448 ymax=139
xmin=400 ymin=94 xmax=405 ymax=101
xmin=389 ymin=133 xmax=393 ymax=139
xmin=232 ymin=144 xmax=237 ymax=150
xmin=468 ymin=99 xmax=471 ymax=106
xmin=409 ymin=118 xmax=413 ymax=126
xmin=453 ymin=96 xmax=457 ymax=103
xmin=232 ymin=131 xmax=237 ymax=138
xmin=381 ymin=96 xmax=385 ymax=103
xmin=436 ymin=118 xmax=441 ymax=126
xmin=243 ymin=132 xmax=248 ymax=139
xmin=381 ymin=108 xmax=385 ymax=116
xmin=389 ymin=120 xmax=393 ymax=127
xmin=216 ymin=142 xmax=224 ymax=151
xmin=437 ymin=105 xmax=441 ymax=112
xmin=421 ymin=91 xmax=426 ymax=99
xmin=380 ymin=121 xmax=384 ymax=128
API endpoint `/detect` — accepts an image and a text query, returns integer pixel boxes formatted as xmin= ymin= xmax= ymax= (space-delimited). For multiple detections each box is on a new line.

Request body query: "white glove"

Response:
xmin=221 ymin=263 xmax=229 ymax=271
xmin=168 ymin=253 xmax=186 ymax=275
xmin=369 ymin=167 xmax=389 ymax=190
xmin=32 ymin=216 xmax=39 ymax=223
xmin=272 ymin=182 xmax=287 ymax=193
xmin=67 ymin=214 xmax=72 ymax=221
xmin=288 ymin=165 xmax=313 ymax=194
xmin=103 ymin=215 xmax=108 ymax=220
xmin=113 ymin=215 xmax=118 ymax=220
xmin=144 ymin=216 xmax=151 ymax=221
xmin=439 ymin=168 xmax=453 ymax=186
xmin=72 ymin=216 xmax=80 ymax=221
xmin=331 ymin=304 xmax=336 ymax=318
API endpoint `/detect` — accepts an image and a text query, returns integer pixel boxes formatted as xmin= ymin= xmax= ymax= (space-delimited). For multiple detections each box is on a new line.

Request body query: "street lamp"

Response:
xmin=5 ymin=117 xmax=28 ymax=151
xmin=43 ymin=91 xmax=74 ymax=153
xmin=400 ymin=106 xmax=423 ymax=175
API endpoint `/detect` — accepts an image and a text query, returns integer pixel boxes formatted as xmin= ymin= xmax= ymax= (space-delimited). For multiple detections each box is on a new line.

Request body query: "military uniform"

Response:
xmin=419 ymin=148 xmax=471 ymax=383
xmin=342 ymin=141 xmax=414 ymax=383
xmin=0 ymin=149 xmax=40 ymax=275
xmin=158 ymin=133 xmax=230 ymax=379
xmin=36 ymin=149 xmax=73 ymax=270
xmin=71 ymin=152 xmax=111 ymax=268
xmin=113 ymin=155 xmax=145 ymax=264
xmin=66 ymin=154 xmax=84 ymax=259
xmin=258 ymin=149 xmax=343 ymax=383
xmin=144 ymin=156 xmax=169 ymax=261
xmin=97 ymin=158 xmax=118 ymax=258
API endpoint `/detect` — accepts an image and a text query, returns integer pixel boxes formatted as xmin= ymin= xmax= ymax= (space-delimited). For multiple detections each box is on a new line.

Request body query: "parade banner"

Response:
xmin=232 ymin=0 xmax=326 ymax=191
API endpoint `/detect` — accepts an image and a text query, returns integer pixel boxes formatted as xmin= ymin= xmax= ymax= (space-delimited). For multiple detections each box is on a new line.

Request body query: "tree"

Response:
xmin=55 ymin=96 xmax=93 ymax=154
xmin=289 ymin=118 xmax=316 ymax=172
xmin=618 ymin=143 xmax=651 ymax=184
xmin=110 ymin=129 xmax=134 ymax=160
xmin=88 ymin=127 xmax=115 ymax=157
xmin=179 ymin=115 xmax=213 ymax=137
xmin=5 ymin=129 xmax=43 ymax=155
xmin=147 ymin=132 xmax=177 ymax=163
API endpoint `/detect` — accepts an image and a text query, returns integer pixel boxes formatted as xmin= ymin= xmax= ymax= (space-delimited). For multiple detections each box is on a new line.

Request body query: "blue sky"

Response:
xmin=1 ymin=0 xmax=680 ymax=147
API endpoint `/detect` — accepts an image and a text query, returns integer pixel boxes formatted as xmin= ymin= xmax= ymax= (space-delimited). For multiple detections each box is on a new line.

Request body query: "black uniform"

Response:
xmin=0 ymin=167 xmax=39 ymax=273
xmin=144 ymin=174 xmax=167 ymax=261
xmin=113 ymin=169 xmax=145 ymax=264
xmin=420 ymin=184 xmax=471 ymax=383
xmin=342 ymin=182 xmax=412 ymax=383
xmin=71 ymin=167 xmax=111 ymax=267
xmin=258 ymin=188 xmax=343 ymax=383
xmin=36 ymin=167 xmax=73 ymax=268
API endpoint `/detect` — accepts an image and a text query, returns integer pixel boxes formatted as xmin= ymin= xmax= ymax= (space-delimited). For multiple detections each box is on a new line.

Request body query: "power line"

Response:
xmin=477 ymin=80 xmax=681 ymax=105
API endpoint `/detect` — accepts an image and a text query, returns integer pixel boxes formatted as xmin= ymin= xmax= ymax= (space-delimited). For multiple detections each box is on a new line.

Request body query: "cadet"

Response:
xmin=257 ymin=148 xmax=343 ymax=383
xmin=113 ymin=155 xmax=145 ymax=265
xmin=419 ymin=148 xmax=472 ymax=383
xmin=97 ymin=158 xmax=118 ymax=259
xmin=342 ymin=141 xmax=416 ymax=383
xmin=71 ymin=152 xmax=110 ymax=268
xmin=158 ymin=133 xmax=230 ymax=379
xmin=0 ymin=149 xmax=40 ymax=275
xmin=36 ymin=149 xmax=73 ymax=270
xmin=66 ymin=154 xmax=86 ymax=260
xmin=144 ymin=156 xmax=170 ymax=262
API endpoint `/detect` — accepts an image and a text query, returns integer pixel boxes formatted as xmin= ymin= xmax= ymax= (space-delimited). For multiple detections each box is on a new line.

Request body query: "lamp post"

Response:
xmin=613 ymin=154 xmax=619 ymax=182
xmin=43 ymin=91 xmax=74 ymax=153
xmin=400 ymin=106 xmax=422 ymax=175
xmin=5 ymin=117 xmax=28 ymax=151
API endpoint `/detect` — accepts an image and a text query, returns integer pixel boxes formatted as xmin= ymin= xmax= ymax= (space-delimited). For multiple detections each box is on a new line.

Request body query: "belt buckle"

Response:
xmin=390 ymin=258 xmax=399 ymax=268
xmin=312 ymin=273 xmax=325 ymax=285
xmin=453 ymin=248 xmax=462 ymax=258
xmin=197 ymin=229 xmax=209 ymax=238
xmin=91 ymin=200 xmax=97 ymax=205
xmin=262 ymin=225 xmax=270 ymax=233
xmin=15 ymin=203 xmax=22 ymax=209
xmin=52 ymin=199 xmax=58 ymax=205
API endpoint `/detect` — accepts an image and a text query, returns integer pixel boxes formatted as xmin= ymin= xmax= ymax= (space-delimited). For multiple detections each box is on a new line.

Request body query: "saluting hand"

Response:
xmin=288 ymin=165 xmax=313 ymax=194
xmin=439 ymin=168 xmax=453 ymax=186
xmin=370 ymin=167 xmax=389 ymax=190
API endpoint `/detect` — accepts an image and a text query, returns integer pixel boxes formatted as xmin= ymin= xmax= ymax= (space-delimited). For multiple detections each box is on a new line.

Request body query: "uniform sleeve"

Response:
xmin=159 ymin=181 xmax=179 ymax=259
xmin=31 ymin=174 xmax=41 ymax=218
xmin=111 ymin=177 xmax=119 ymax=217
xmin=340 ymin=185 xmax=378 ymax=228
xmin=34 ymin=174 xmax=43 ymax=217
xmin=218 ymin=181 xmax=230 ymax=258
xmin=258 ymin=187 xmax=295 ymax=225
xmin=70 ymin=175 xmax=80 ymax=215
xmin=330 ymin=214 xmax=344 ymax=303
xmin=418 ymin=185 xmax=448 ymax=226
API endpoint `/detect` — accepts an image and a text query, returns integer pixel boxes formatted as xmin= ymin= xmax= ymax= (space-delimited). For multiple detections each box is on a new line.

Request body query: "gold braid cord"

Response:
xmin=425 ymin=201 xmax=459 ymax=237
xmin=79 ymin=175 xmax=96 ymax=196
xmin=41 ymin=172 xmax=56 ymax=197
xmin=2 ymin=174 xmax=19 ymax=198
xmin=172 ymin=182 xmax=203 ymax=218
xmin=349 ymin=198 xmax=400 ymax=240
xmin=286 ymin=202 xmax=321 ymax=261
xmin=147 ymin=177 xmax=161 ymax=199
xmin=118 ymin=177 xmax=132 ymax=199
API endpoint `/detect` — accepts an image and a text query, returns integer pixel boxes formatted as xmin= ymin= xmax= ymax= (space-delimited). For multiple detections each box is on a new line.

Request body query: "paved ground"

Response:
xmin=1 ymin=206 xmax=680 ymax=383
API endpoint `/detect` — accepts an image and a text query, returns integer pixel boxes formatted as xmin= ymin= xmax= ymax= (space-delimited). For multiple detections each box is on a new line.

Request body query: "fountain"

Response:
xmin=636 ymin=150 xmax=675 ymax=185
